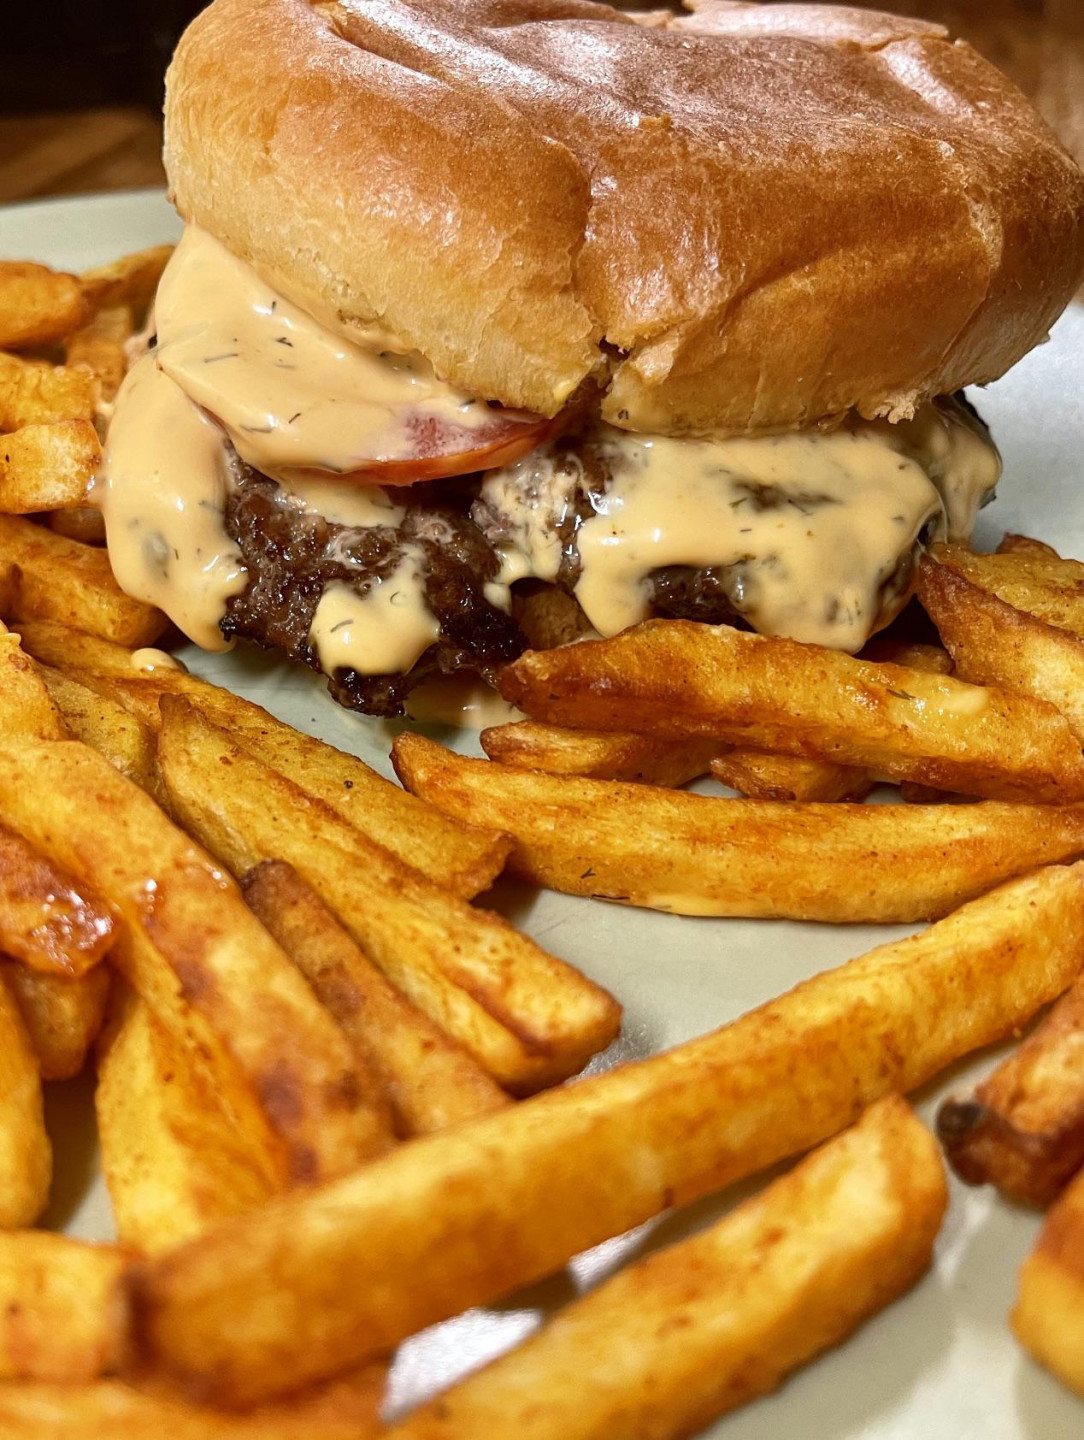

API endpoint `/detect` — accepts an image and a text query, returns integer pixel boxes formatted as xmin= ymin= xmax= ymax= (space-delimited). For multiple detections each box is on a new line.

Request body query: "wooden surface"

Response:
xmin=0 ymin=0 xmax=1082 ymax=205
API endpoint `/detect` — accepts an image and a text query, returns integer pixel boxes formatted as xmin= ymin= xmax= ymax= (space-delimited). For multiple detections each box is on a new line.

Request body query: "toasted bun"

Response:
xmin=165 ymin=0 xmax=1084 ymax=434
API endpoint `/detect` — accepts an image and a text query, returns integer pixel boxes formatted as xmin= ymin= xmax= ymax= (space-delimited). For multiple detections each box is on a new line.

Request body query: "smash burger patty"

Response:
xmin=97 ymin=0 xmax=1084 ymax=715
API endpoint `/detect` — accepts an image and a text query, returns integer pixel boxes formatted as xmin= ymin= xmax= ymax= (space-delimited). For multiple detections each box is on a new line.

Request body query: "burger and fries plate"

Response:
xmin=4 ymin=188 xmax=1084 ymax=1439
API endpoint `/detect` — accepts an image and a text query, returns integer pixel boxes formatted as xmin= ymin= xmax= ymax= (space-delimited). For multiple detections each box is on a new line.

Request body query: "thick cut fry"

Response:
xmin=97 ymin=988 xmax=275 ymax=1255
xmin=500 ymin=620 xmax=1084 ymax=803
xmin=157 ymin=700 xmax=620 ymax=1093
xmin=65 ymin=304 xmax=132 ymax=402
xmin=998 ymin=533 xmax=1061 ymax=559
xmin=937 ymin=975 xmax=1084 ymax=1207
xmin=927 ymin=542 xmax=1084 ymax=635
xmin=0 ymin=352 xmax=99 ymax=430
xmin=392 ymin=734 xmax=1084 ymax=922
xmin=710 ymin=749 xmax=871 ymax=803
xmin=81 ymin=245 xmax=174 ymax=313
xmin=0 ymin=741 xmax=390 ymax=1186
xmin=0 ymin=421 xmax=99 ymax=513
xmin=243 ymin=862 xmax=510 ymax=1137
xmin=859 ymin=639 xmax=954 ymax=674
xmin=386 ymin=1098 xmax=946 ymax=1440
xmin=4 ymin=964 xmax=111 ymax=1081
xmin=0 ymin=516 xmax=165 ymax=646
xmin=0 ymin=261 xmax=87 ymax=349
xmin=0 ymin=970 xmax=50 ymax=1227
xmin=0 ymin=825 xmax=113 ymax=976
xmin=0 ymin=1232 xmax=127 ymax=1381
xmin=918 ymin=553 xmax=1084 ymax=742
xmin=1014 ymin=1165 xmax=1084 ymax=1396
xmin=14 ymin=619 xmax=153 ymax=674
xmin=480 ymin=721 xmax=718 ymax=786
xmin=38 ymin=665 xmax=158 ymax=793
xmin=0 ymin=628 xmax=67 ymax=740
xmin=132 ymin=864 xmax=1084 ymax=1405
xmin=46 ymin=506 xmax=106 ymax=545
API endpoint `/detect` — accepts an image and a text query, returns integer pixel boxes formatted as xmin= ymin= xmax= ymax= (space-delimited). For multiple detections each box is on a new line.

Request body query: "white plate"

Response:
xmin=5 ymin=188 xmax=1084 ymax=1438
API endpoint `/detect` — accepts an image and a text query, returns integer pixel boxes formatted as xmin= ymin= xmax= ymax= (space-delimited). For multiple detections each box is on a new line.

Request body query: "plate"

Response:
xmin=4 ymin=188 xmax=1084 ymax=1438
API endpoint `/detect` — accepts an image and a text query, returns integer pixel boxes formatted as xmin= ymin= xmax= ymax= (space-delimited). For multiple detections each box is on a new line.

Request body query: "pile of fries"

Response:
xmin=2 ymin=249 xmax=1084 ymax=1435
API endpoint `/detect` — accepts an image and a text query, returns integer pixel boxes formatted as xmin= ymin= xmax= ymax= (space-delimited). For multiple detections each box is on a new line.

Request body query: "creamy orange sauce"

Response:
xmin=129 ymin=647 xmax=186 ymax=674
xmin=405 ymin=675 xmax=525 ymax=728
xmin=308 ymin=552 xmax=440 ymax=678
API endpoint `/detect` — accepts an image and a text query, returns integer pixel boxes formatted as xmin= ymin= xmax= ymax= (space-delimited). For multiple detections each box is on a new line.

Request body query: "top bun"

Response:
xmin=164 ymin=0 xmax=1084 ymax=434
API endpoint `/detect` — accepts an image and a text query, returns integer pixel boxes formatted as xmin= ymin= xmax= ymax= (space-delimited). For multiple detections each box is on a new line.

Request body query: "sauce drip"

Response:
xmin=308 ymin=551 xmax=440 ymax=678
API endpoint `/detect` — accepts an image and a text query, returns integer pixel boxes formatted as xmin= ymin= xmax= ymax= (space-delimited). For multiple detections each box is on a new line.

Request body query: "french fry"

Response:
xmin=0 ymin=516 xmax=165 ymax=646
xmin=64 ymin=304 xmax=133 ymax=403
xmin=937 ymin=975 xmax=1084 ymax=1207
xmin=709 ymin=749 xmax=872 ymax=803
xmin=3 ymin=964 xmax=111 ymax=1081
xmin=998 ymin=532 xmax=1061 ymax=559
xmin=392 ymin=734 xmax=1084 ymax=922
xmin=859 ymin=639 xmax=954 ymax=674
xmin=385 ymin=1098 xmax=945 ymax=1440
xmin=480 ymin=721 xmax=718 ymax=786
xmin=243 ymin=862 xmax=510 ymax=1137
xmin=925 ymin=542 xmax=1084 ymax=636
xmin=1014 ymin=1164 xmax=1084 ymax=1396
xmin=157 ymin=699 xmax=620 ymax=1093
xmin=0 ymin=625 xmax=67 ymax=740
xmin=13 ymin=618 xmax=153 ymax=675
xmin=38 ymin=665 xmax=159 ymax=794
xmin=0 ymin=1232 xmax=127 ymax=1381
xmin=46 ymin=507 xmax=106 ymax=546
xmin=0 ymin=421 xmax=99 ymax=513
xmin=500 ymin=620 xmax=1084 ymax=803
xmin=97 ymin=987 xmax=275 ymax=1255
xmin=0 ymin=967 xmax=50 ymax=1227
xmin=918 ymin=551 xmax=1084 ymax=742
xmin=132 ymin=863 xmax=1084 ymax=1405
xmin=0 ymin=352 xmax=99 ymax=430
xmin=0 ymin=824 xmax=113 ymax=976
xmin=0 ymin=261 xmax=87 ymax=349
xmin=80 ymin=245 xmax=174 ymax=313
xmin=0 ymin=741 xmax=392 ymax=1186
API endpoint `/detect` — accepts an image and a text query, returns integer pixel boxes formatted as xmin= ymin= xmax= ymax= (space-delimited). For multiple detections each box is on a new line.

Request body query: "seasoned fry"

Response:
xmin=97 ymin=988 xmax=275 ymax=1255
xmin=480 ymin=721 xmax=718 ymax=786
xmin=1014 ymin=1164 xmax=1084 ymax=1395
xmin=0 ymin=352 xmax=99 ymax=430
xmin=926 ymin=542 xmax=1084 ymax=635
xmin=500 ymin=620 xmax=1084 ymax=803
xmin=4 ymin=963 xmax=111 ymax=1081
xmin=14 ymin=618 xmax=153 ymax=675
xmin=919 ymin=551 xmax=1084 ymax=742
xmin=243 ymin=862 xmax=510 ymax=1137
xmin=0 ymin=1232 xmax=127 ymax=1381
xmin=80 ymin=245 xmax=174 ymax=313
xmin=38 ymin=665 xmax=158 ymax=793
xmin=998 ymin=533 xmax=1061 ymax=559
xmin=64 ymin=305 xmax=133 ymax=402
xmin=158 ymin=699 xmax=619 ymax=1093
xmin=0 ymin=824 xmax=113 ymax=976
xmin=385 ymin=1098 xmax=946 ymax=1440
xmin=393 ymin=734 xmax=1084 ymax=922
xmin=0 ymin=516 xmax=165 ymax=646
xmin=46 ymin=506 xmax=106 ymax=545
xmin=937 ymin=975 xmax=1084 ymax=1207
xmin=0 ymin=626 xmax=67 ymax=740
xmin=132 ymin=863 xmax=1084 ymax=1405
xmin=710 ymin=749 xmax=871 ymax=803
xmin=0 ymin=261 xmax=87 ymax=349
xmin=0 ymin=968 xmax=50 ymax=1227
xmin=0 ymin=421 xmax=99 ymax=514
xmin=0 ymin=741 xmax=391 ymax=1186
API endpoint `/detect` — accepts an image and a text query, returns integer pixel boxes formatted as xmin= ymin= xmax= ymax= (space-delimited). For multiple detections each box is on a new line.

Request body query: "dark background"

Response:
xmin=1 ymin=1 xmax=1082 ymax=202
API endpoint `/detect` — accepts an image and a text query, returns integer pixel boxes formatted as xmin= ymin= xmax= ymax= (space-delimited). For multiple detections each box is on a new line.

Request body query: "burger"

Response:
xmin=99 ymin=0 xmax=1084 ymax=716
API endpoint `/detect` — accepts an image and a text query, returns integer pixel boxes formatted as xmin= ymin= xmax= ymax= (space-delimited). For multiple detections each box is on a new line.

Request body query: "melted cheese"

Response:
xmin=308 ymin=552 xmax=440 ymax=677
xmin=154 ymin=226 xmax=497 ymax=482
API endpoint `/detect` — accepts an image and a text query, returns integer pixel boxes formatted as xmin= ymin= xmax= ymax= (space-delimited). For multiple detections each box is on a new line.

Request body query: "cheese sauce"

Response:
xmin=308 ymin=551 xmax=440 ymax=677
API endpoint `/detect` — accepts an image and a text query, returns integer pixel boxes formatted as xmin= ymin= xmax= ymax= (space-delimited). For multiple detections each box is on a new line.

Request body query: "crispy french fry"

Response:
xmin=157 ymin=699 xmax=619 ymax=1093
xmin=1014 ymin=1164 xmax=1084 ymax=1396
xmin=97 ymin=987 xmax=275 ymax=1255
xmin=38 ymin=665 xmax=158 ymax=794
xmin=64 ymin=304 xmax=133 ymax=402
xmin=13 ymin=619 xmax=151 ymax=674
xmin=0 ymin=741 xmax=391 ymax=1186
xmin=918 ymin=551 xmax=1084 ymax=741
xmin=0 ymin=421 xmax=99 ymax=513
xmin=3 ymin=963 xmax=111 ymax=1081
xmin=0 ymin=969 xmax=50 ymax=1227
xmin=709 ymin=749 xmax=872 ymax=803
xmin=0 ymin=824 xmax=113 ymax=976
xmin=0 ymin=262 xmax=87 ymax=349
xmin=0 ymin=352 xmax=99 ymax=430
xmin=926 ymin=542 xmax=1084 ymax=635
xmin=132 ymin=863 xmax=1084 ymax=1405
xmin=46 ymin=506 xmax=106 ymax=545
xmin=243 ymin=862 xmax=510 ymax=1137
xmin=937 ymin=975 xmax=1084 ymax=1207
xmin=392 ymin=734 xmax=1084 ymax=922
xmin=480 ymin=721 xmax=718 ymax=786
xmin=998 ymin=533 xmax=1061 ymax=559
xmin=0 ymin=626 xmax=67 ymax=740
xmin=859 ymin=639 xmax=954 ymax=674
xmin=80 ymin=245 xmax=173 ymax=313
xmin=500 ymin=620 xmax=1084 ymax=803
xmin=0 ymin=1232 xmax=127 ymax=1381
xmin=386 ymin=1098 xmax=945 ymax=1440
xmin=0 ymin=516 xmax=165 ymax=646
